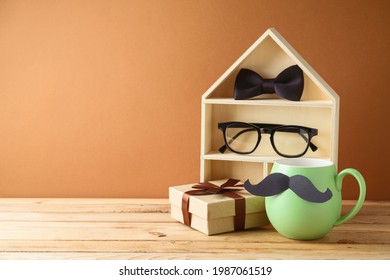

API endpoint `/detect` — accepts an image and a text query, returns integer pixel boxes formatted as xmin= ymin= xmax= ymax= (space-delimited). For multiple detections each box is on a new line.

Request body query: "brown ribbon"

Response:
xmin=181 ymin=178 xmax=246 ymax=231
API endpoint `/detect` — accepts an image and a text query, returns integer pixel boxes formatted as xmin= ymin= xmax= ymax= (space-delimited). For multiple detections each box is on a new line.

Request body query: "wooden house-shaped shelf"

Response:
xmin=200 ymin=28 xmax=339 ymax=183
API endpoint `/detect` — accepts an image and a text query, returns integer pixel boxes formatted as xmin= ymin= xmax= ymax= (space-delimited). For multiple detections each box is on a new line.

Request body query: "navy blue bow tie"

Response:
xmin=234 ymin=65 xmax=304 ymax=101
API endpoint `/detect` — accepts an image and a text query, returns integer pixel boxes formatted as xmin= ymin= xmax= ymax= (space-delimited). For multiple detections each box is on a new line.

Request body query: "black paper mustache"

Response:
xmin=244 ymin=173 xmax=333 ymax=203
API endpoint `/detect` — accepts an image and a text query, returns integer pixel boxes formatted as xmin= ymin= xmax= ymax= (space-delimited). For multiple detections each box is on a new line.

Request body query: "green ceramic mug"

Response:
xmin=246 ymin=158 xmax=366 ymax=240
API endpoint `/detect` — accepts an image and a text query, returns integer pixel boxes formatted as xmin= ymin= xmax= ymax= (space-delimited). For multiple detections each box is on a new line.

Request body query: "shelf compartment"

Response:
xmin=204 ymin=35 xmax=334 ymax=102
xmin=204 ymin=104 xmax=335 ymax=159
xmin=201 ymin=160 xmax=265 ymax=184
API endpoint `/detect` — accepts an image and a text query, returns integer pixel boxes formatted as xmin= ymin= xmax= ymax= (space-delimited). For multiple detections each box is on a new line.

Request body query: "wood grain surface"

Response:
xmin=0 ymin=199 xmax=388 ymax=260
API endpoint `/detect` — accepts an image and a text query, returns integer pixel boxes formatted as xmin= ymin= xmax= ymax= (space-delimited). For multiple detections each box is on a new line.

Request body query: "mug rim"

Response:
xmin=275 ymin=158 xmax=334 ymax=168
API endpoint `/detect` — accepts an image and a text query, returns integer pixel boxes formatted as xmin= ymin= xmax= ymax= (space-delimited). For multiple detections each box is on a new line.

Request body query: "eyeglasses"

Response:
xmin=218 ymin=122 xmax=318 ymax=158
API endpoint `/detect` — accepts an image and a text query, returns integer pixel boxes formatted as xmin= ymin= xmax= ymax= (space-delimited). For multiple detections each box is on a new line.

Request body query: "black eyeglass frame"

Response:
xmin=218 ymin=122 xmax=318 ymax=158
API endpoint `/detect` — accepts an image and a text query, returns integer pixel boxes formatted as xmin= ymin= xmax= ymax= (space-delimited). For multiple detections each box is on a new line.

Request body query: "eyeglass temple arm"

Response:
xmin=299 ymin=129 xmax=318 ymax=152
xmin=218 ymin=128 xmax=255 ymax=153
xmin=308 ymin=141 xmax=318 ymax=152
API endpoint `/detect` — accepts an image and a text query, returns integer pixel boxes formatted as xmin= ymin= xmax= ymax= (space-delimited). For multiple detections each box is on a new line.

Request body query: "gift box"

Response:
xmin=169 ymin=179 xmax=268 ymax=235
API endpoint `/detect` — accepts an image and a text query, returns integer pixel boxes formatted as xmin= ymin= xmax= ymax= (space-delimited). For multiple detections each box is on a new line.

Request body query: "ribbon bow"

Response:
xmin=234 ymin=64 xmax=304 ymax=101
xmin=181 ymin=179 xmax=246 ymax=231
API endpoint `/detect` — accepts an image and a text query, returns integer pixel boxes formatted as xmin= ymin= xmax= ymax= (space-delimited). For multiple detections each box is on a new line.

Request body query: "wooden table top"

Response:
xmin=0 ymin=199 xmax=388 ymax=260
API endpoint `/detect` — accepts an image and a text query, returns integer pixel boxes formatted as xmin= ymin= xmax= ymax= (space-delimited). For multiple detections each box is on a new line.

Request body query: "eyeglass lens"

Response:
xmin=273 ymin=127 xmax=309 ymax=156
xmin=225 ymin=124 xmax=259 ymax=154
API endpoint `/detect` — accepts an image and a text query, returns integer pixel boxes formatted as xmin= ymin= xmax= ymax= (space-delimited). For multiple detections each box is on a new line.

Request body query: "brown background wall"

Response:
xmin=0 ymin=0 xmax=388 ymax=199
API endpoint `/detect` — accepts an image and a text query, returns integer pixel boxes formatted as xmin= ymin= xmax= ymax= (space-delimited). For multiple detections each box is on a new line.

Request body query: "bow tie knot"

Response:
xmin=234 ymin=65 xmax=304 ymax=101
xmin=262 ymin=79 xmax=276 ymax=93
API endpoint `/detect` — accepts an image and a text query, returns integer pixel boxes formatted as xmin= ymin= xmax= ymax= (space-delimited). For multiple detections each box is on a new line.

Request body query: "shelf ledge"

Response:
xmin=203 ymin=98 xmax=333 ymax=107
xmin=203 ymin=151 xmax=330 ymax=163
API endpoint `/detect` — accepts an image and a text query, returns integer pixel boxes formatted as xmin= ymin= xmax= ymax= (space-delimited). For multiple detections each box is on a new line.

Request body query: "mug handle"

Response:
xmin=333 ymin=168 xmax=366 ymax=226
